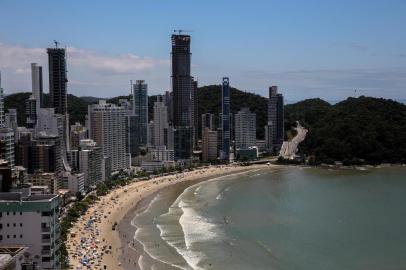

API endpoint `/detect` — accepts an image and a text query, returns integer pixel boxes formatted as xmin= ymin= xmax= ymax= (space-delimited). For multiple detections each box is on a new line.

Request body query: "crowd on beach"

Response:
xmin=66 ymin=165 xmax=265 ymax=270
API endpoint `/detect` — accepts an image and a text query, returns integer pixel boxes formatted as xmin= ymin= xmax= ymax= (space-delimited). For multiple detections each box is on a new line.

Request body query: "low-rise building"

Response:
xmin=141 ymin=161 xmax=164 ymax=173
xmin=29 ymin=173 xmax=59 ymax=194
xmin=66 ymin=172 xmax=85 ymax=195
xmin=151 ymin=146 xmax=174 ymax=162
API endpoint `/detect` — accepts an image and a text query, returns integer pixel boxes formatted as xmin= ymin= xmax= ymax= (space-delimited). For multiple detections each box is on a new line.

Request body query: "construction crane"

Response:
xmin=173 ymin=29 xmax=193 ymax=35
xmin=54 ymin=40 xmax=59 ymax=48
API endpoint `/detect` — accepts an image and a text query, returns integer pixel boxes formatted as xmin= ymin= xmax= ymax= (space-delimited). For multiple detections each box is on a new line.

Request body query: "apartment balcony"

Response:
xmin=41 ymin=238 xmax=51 ymax=244
xmin=41 ymin=227 xmax=51 ymax=233
xmin=41 ymin=249 xmax=52 ymax=256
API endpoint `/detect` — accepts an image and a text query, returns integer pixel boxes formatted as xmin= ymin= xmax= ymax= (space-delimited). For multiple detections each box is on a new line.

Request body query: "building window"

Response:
xmin=13 ymin=212 xmax=15 ymax=215
xmin=6 ymin=212 xmax=9 ymax=216
xmin=13 ymin=235 xmax=16 ymax=238
xmin=0 ymin=235 xmax=2 ymax=241
xmin=6 ymin=223 xmax=9 ymax=227
xmin=13 ymin=223 xmax=16 ymax=227
xmin=19 ymin=212 xmax=22 ymax=215
xmin=20 ymin=223 xmax=23 ymax=227
xmin=6 ymin=235 xmax=9 ymax=239
xmin=20 ymin=234 xmax=23 ymax=238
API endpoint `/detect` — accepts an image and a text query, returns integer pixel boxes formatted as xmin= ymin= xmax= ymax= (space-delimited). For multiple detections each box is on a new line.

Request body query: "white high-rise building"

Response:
xmin=79 ymin=139 xmax=104 ymax=190
xmin=88 ymin=101 xmax=129 ymax=171
xmin=0 ymin=72 xmax=4 ymax=128
xmin=153 ymin=95 xmax=168 ymax=147
xmin=31 ymin=63 xmax=43 ymax=111
xmin=35 ymin=108 xmax=65 ymax=141
xmin=0 ymin=127 xmax=15 ymax=169
xmin=5 ymin=108 xmax=18 ymax=130
xmin=235 ymin=107 xmax=256 ymax=149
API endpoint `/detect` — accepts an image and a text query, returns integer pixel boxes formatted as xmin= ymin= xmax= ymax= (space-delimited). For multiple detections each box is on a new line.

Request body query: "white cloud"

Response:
xmin=0 ymin=42 xmax=169 ymax=95
xmin=0 ymin=42 xmax=168 ymax=75
xmin=15 ymin=68 xmax=31 ymax=74
xmin=67 ymin=47 xmax=169 ymax=75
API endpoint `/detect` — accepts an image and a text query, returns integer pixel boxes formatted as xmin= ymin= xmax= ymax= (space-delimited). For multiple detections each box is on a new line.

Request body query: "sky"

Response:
xmin=0 ymin=0 xmax=405 ymax=101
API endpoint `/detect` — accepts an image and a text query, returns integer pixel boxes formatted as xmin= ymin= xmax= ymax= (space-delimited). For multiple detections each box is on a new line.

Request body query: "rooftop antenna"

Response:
xmin=54 ymin=40 xmax=59 ymax=48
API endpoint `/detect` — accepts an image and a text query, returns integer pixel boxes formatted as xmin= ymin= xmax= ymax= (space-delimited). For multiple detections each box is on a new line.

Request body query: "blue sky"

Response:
xmin=0 ymin=0 xmax=405 ymax=101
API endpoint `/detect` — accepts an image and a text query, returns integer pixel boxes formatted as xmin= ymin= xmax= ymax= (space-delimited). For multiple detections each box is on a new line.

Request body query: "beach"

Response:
xmin=66 ymin=164 xmax=267 ymax=270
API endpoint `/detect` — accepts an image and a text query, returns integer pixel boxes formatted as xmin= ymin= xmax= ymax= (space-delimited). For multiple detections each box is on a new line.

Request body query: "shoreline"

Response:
xmin=67 ymin=164 xmax=269 ymax=270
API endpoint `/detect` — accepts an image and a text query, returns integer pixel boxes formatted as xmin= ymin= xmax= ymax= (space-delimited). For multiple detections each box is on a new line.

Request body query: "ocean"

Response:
xmin=129 ymin=166 xmax=406 ymax=270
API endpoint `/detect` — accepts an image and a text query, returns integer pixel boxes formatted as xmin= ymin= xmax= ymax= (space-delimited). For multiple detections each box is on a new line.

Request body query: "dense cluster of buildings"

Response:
xmin=0 ymin=33 xmax=284 ymax=269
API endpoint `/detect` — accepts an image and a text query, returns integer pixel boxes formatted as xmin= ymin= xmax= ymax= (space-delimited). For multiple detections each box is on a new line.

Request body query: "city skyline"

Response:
xmin=0 ymin=0 xmax=405 ymax=101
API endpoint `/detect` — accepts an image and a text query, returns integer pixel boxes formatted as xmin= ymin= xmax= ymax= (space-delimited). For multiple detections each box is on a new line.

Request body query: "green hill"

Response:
xmin=285 ymin=96 xmax=406 ymax=165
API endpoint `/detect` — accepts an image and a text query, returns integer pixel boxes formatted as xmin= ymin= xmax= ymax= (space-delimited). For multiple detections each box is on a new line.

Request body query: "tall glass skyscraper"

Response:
xmin=171 ymin=34 xmax=193 ymax=159
xmin=267 ymin=86 xmax=284 ymax=153
xmin=133 ymin=80 xmax=148 ymax=146
xmin=221 ymin=77 xmax=230 ymax=161
xmin=47 ymin=47 xmax=67 ymax=115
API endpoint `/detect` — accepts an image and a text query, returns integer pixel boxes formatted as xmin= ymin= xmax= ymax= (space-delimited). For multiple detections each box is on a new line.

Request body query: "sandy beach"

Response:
xmin=66 ymin=164 xmax=268 ymax=270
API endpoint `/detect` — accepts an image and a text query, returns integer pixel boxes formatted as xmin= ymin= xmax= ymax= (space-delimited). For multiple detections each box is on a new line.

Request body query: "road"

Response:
xmin=279 ymin=121 xmax=308 ymax=159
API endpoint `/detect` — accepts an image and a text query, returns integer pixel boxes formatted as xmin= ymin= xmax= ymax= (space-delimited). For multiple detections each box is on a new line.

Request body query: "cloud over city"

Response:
xmin=0 ymin=42 xmax=169 ymax=95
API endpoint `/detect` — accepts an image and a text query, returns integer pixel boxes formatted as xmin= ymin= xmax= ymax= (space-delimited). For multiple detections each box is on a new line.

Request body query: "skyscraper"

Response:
xmin=47 ymin=46 xmax=67 ymax=115
xmin=171 ymin=33 xmax=193 ymax=159
xmin=0 ymin=75 xmax=15 ymax=169
xmin=31 ymin=63 xmax=43 ymax=110
xmin=191 ymin=78 xmax=198 ymax=148
xmin=0 ymin=127 xmax=15 ymax=169
xmin=133 ymin=80 xmax=148 ymax=146
xmin=221 ymin=77 xmax=230 ymax=160
xmin=235 ymin=107 xmax=256 ymax=149
xmin=79 ymin=139 xmax=104 ymax=190
xmin=267 ymin=86 xmax=284 ymax=153
xmin=202 ymin=128 xmax=218 ymax=161
xmin=0 ymin=72 xmax=4 ymax=128
xmin=26 ymin=96 xmax=37 ymax=129
xmin=153 ymin=95 xmax=169 ymax=147
xmin=88 ymin=100 xmax=129 ymax=171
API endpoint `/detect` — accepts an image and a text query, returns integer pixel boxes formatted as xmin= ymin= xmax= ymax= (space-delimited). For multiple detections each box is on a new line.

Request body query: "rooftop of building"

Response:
xmin=0 ymin=192 xmax=58 ymax=202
